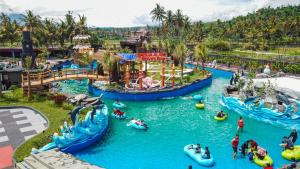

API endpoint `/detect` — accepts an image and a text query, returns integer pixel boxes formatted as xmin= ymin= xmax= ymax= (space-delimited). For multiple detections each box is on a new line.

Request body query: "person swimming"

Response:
xmin=216 ymin=110 xmax=225 ymax=118
xmin=195 ymin=144 xmax=201 ymax=154
xmin=202 ymin=147 xmax=211 ymax=159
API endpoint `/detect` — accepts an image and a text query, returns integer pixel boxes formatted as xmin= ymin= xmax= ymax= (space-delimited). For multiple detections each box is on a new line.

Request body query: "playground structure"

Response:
xmin=120 ymin=52 xmax=192 ymax=90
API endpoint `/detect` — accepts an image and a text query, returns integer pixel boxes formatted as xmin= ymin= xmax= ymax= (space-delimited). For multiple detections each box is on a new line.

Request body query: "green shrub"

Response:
xmin=8 ymin=85 xmax=18 ymax=90
xmin=62 ymin=102 xmax=74 ymax=110
xmin=207 ymin=40 xmax=230 ymax=51
xmin=3 ymin=88 xmax=23 ymax=102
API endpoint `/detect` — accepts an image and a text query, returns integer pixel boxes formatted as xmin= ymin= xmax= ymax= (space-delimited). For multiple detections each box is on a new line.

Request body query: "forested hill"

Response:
xmin=206 ymin=5 xmax=300 ymax=46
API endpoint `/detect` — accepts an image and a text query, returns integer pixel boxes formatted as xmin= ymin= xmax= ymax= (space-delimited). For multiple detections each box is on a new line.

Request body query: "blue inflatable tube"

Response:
xmin=112 ymin=102 xmax=126 ymax=109
xmin=127 ymin=120 xmax=147 ymax=130
xmin=184 ymin=144 xmax=214 ymax=167
xmin=112 ymin=113 xmax=127 ymax=119
xmin=193 ymin=95 xmax=203 ymax=101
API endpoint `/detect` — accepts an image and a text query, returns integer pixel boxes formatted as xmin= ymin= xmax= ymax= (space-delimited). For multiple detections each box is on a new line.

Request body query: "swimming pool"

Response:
xmin=59 ymin=69 xmax=293 ymax=169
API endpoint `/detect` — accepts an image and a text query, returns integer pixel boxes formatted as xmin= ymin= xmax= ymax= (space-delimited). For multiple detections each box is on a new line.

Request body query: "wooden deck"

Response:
xmin=22 ymin=68 xmax=108 ymax=87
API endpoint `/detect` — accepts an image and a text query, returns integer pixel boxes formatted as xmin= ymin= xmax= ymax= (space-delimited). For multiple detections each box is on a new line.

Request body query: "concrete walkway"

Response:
xmin=0 ymin=107 xmax=48 ymax=169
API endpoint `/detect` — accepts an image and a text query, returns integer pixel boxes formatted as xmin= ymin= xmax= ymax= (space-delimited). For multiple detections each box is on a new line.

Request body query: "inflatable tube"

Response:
xmin=193 ymin=95 xmax=203 ymax=101
xmin=214 ymin=113 xmax=227 ymax=121
xmin=183 ymin=144 xmax=214 ymax=167
xmin=281 ymin=145 xmax=300 ymax=161
xmin=112 ymin=102 xmax=126 ymax=109
xmin=249 ymin=149 xmax=273 ymax=167
xmin=127 ymin=120 xmax=147 ymax=130
xmin=112 ymin=113 xmax=127 ymax=119
xmin=196 ymin=103 xmax=205 ymax=109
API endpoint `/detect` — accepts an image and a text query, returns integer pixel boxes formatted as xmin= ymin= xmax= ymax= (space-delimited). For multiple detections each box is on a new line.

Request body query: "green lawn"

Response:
xmin=0 ymin=89 xmax=73 ymax=162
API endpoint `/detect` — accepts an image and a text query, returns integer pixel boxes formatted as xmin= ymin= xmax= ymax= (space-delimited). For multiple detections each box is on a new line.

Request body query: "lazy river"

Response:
xmin=58 ymin=68 xmax=295 ymax=169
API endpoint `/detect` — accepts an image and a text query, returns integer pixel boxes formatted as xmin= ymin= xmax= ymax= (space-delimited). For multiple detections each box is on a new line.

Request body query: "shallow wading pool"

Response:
xmin=59 ymin=69 xmax=293 ymax=169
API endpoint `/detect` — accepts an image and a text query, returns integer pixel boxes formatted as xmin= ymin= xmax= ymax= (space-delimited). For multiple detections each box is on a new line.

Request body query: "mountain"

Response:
xmin=8 ymin=13 xmax=25 ymax=24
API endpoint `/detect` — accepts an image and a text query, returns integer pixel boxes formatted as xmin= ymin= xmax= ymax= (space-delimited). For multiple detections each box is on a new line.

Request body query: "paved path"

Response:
xmin=0 ymin=108 xmax=48 ymax=169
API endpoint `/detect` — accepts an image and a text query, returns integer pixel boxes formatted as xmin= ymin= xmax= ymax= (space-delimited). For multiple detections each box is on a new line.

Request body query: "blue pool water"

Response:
xmin=59 ymin=69 xmax=294 ymax=169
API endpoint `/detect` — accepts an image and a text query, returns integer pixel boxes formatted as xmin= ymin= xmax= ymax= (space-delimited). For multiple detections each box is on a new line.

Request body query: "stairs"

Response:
xmin=15 ymin=149 xmax=104 ymax=169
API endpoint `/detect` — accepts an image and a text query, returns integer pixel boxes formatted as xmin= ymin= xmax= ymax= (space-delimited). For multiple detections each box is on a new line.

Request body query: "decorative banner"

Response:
xmin=137 ymin=52 xmax=168 ymax=61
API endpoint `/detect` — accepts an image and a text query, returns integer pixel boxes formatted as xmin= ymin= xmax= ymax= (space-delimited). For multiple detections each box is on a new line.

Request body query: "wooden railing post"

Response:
xmin=21 ymin=74 xmax=24 ymax=86
xmin=53 ymin=70 xmax=56 ymax=80
xmin=40 ymin=73 xmax=43 ymax=85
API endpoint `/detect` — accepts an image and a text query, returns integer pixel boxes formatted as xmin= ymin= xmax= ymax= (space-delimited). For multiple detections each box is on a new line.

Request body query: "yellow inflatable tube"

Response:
xmin=214 ymin=113 xmax=227 ymax=121
xmin=249 ymin=149 xmax=273 ymax=167
xmin=195 ymin=103 xmax=205 ymax=109
xmin=281 ymin=145 xmax=300 ymax=161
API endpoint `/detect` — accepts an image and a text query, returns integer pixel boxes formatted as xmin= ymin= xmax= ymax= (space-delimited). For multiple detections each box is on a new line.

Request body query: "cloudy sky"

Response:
xmin=1 ymin=0 xmax=299 ymax=27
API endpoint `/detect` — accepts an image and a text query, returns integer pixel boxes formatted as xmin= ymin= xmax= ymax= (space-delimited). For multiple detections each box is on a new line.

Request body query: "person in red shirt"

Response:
xmin=250 ymin=140 xmax=258 ymax=151
xmin=231 ymin=134 xmax=239 ymax=159
xmin=237 ymin=116 xmax=244 ymax=133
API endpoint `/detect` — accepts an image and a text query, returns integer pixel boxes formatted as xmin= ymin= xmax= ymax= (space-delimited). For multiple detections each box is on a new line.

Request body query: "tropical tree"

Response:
xmin=173 ymin=9 xmax=185 ymax=38
xmin=194 ymin=43 xmax=208 ymax=71
xmin=65 ymin=11 xmax=76 ymax=44
xmin=77 ymin=14 xmax=88 ymax=35
xmin=22 ymin=10 xmax=41 ymax=31
xmin=57 ymin=20 xmax=67 ymax=47
xmin=43 ymin=18 xmax=57 ymax=48
xmin=150 ymin=3 xmax=166 ymax=35
xmin=173 ymin=43 xmax=188 ymax=82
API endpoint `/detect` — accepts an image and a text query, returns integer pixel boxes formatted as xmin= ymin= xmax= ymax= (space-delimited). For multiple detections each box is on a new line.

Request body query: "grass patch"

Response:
xmin=0 ymin=89 xmax=74 ymax=162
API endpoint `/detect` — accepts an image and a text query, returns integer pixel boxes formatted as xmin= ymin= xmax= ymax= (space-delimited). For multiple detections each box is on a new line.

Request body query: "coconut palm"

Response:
xmin=150 ymin=3 xmax=166 ymax=27
xmin=150 ymin=3 xmax=166 ymax=36
xmin=22 ymin=10 xmax=41 ymax=31
xmin=57 ymin=20 xmax=67 ymax=47
xmin=194 ymin=43 xmax=208 ymax=71
xmin=173 ymin=9 xmax=185 ymax=38
xmin=77 ymin=14 xmax=88 ymax=35
xmin=43 ymin=18 xmax=57 ymax=48
xmin=65 ymin=11 xmax=76 ymax=44
xmin=173 ymin=43 xmax=188 ymax=82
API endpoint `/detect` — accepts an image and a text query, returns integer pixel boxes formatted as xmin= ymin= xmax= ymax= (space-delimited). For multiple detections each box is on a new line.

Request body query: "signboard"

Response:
xmin=137 ymin=52 xmax=168 ymax=61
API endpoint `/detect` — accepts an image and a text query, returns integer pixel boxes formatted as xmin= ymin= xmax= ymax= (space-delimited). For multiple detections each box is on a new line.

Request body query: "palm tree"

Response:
xmin=43 ymin=18 xmax=57 ymax=48
xmin=65 ymin=11 xmax=76 ymax=44
xmin=77 ymin=14 xmax=87 ymax=35
xmin=22 ymin=10 xmax=41 ymax=31
xmin=150 ymin=3 xmax=166 ymax=36
xmin=194 ymin=43 xmax=208 ymax=71
xmin=173 ymin=43 xmax=188 ymax=82
xmin=173 ymin=9 xmax=185 ymax=38
xmin=57 ymin=20 xmax=67 ymax=47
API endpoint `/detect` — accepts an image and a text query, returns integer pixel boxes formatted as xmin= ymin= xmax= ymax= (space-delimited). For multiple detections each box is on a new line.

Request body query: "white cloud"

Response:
xmin=1 ymin=0 xmax=299 ymax=27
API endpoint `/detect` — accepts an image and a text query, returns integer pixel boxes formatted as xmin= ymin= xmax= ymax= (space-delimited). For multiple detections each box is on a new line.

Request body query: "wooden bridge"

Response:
xmin=22 ymin=68 xmax=108 ymax=95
